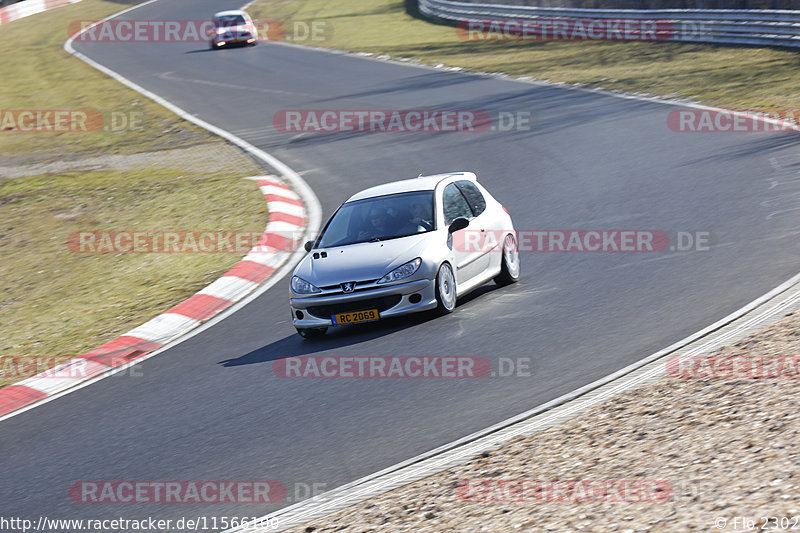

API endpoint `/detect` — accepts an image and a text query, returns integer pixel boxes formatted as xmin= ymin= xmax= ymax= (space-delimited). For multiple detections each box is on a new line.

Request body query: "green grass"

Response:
xmin=250 ymin=0 xmax=800 ymax=111
xmin=0 ymin=1 xmax=269 ymax=387
xmin=0 ymin=0 xmax=215 ymax=157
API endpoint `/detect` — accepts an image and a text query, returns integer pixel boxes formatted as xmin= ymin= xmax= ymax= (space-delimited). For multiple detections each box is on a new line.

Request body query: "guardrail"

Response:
xmin=418 ymin=0 xmax=800 ymax=47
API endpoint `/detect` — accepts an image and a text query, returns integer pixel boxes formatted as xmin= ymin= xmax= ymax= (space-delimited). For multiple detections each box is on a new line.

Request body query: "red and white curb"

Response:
xmin=0 ymin=175 xmax=306 ymax=417
xmin=0 ymin=0 xmax=82 ymax=25
xmin=0 ymin=0 xmax=321 ymax=420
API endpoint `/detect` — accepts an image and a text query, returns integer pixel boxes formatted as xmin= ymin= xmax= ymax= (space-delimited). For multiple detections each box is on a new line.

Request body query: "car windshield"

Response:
xmin=317 ymin=191 xmax=435 ymax=248
xmin=215 ymin=15 xmax=246 ymax=26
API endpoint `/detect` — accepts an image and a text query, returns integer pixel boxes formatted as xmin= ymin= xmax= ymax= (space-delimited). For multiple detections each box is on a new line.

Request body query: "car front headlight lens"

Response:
xmin=291 ymin=276 xmax=322 ymax=294
xmin=377 ymin=258 xmax=422 ymax=284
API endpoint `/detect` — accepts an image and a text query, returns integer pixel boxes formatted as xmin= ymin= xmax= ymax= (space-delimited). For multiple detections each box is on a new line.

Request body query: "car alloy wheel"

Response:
xmin=494 ymin=233 xmax=520 ymax=286
xmin=435 ymin=263 xmax=457 ymax=314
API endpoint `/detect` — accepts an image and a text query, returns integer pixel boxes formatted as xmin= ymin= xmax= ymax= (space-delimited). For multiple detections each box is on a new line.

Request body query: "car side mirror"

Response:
xmin=304 ymin=240 xmax=315 ymax=252
xmin=448 ymin=217 xmax=469 ymax=233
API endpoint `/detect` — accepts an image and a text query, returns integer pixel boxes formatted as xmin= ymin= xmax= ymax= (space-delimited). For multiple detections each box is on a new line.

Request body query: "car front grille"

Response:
xmin=307 ymin=295 xmax=402 ymax=319
xmin=320 ymin=279 xmax=379 ymax=293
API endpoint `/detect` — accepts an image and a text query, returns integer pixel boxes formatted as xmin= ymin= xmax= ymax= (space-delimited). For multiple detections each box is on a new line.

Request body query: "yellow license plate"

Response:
xmin=332 ymin=309 xmax=379 ymax=325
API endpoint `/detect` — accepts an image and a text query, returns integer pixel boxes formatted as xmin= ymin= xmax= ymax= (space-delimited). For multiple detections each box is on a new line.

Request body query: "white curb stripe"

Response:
xmin=199 ymin=276 xmax=259 ymax=301
xmin=243 ymin=250 xmax=293 ymax=267
xmin=259 ymin=185 xmax=301 ymax=198
xmin=125 ymin=313 xmax=201 ymax=345
xmin=38 ymin=358 xmax=108 ymax=378
xmin=19 ymin=359 xmax=107 ymax=395
xmin=267 ymin=201 xmax=306 ymax=218
xmin=265 ymin=221 xmax=306 ymax=233
xmin=19 ymin=375 xmax=86 ymax=396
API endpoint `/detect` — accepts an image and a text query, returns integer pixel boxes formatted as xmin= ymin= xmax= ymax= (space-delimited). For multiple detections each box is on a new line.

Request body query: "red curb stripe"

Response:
xmin=80 ymin=336 xmax=162 ymax=367
xmin=0 ymin=385 xmax=48 ymax=416
xmin=269 ymin=211 xmax=306 ymax=227
xmin=256 ymin=179 xmax=289 ymax=189
xmin=265 ymin=194 xmax=303 ymax=207
xmin=0 ymin=176 xmax=306 ymax=417
xmin=167 ymin=294 xmax=232 ymax=321
xmin=0 ymin=8 xmax=9 ymax=24
xmin=256 ymin=231 xmax=296 ymax=252
xmin=223 ymin=261 xmax=277 ymax=283
xmin=45 ymin=0 xmax=69 ymax=8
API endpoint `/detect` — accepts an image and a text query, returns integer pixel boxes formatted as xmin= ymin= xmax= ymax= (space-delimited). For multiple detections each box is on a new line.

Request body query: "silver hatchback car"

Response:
xmin=289 ymin=172 xmax=519 ymax=338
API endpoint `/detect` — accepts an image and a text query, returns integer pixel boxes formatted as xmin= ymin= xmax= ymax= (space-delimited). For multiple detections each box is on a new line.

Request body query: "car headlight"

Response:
xmin=291 ymin=276 xmax=322 ymax=294
xmin=377 ymin=258 xmax=422 ymax=284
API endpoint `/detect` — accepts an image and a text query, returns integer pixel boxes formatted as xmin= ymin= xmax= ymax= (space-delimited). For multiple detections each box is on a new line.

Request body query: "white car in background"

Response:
xmin=209 ymin=10 xmax=257 ymax=49
xmin=289 ymin=172 xmax=519 ymax=338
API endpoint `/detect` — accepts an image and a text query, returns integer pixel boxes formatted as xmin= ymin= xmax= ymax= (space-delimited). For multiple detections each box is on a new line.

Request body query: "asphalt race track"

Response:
xmin=2 ymin=0 xmax=800 ymax=524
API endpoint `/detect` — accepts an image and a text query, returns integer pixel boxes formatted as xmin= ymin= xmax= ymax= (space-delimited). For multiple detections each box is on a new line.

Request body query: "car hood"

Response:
xmin=294 ymin=233 xmax=434 ymax=287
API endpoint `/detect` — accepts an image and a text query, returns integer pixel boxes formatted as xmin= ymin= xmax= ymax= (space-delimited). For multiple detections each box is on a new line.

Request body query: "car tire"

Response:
xmin=435 ymin=262 xmax=457 ymax=314
xmin=494 ymin=233 xmax=520 ymax=286
xmin=209 ymin=40 xmax=216 ymax=50
xmin=296 ymin=327 xmax=327 ymax=339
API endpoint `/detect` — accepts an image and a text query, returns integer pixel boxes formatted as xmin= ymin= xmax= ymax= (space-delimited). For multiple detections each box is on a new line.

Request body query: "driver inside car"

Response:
xmin=406 ymin=200 xmax=433 ymax=232
xmin=358 ymin=207 xmax=393 ymax=240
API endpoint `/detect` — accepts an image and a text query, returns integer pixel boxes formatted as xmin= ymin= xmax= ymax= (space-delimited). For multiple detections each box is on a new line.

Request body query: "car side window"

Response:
xmin=455 ymin=181 xmax=486 ymax=217
xmin=442 ymin=183 xmax=473 ymax=226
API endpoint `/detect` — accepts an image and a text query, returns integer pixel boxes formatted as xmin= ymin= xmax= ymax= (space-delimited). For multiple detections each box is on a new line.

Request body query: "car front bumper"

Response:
xmin=290 ymin=279 xmax=437 ymax=328
xmin=212 ymin=35 xmax=255 ymax=46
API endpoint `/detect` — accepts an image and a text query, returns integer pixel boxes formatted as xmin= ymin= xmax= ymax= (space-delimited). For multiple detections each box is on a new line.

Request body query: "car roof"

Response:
xmin=213 ymin=10 xmax=248 ymax=18
xmin=346 ymin=172 xmax=477 ymax=202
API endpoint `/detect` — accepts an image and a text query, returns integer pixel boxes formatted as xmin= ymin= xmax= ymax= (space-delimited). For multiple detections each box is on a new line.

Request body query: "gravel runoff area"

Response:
xmin=289 ymin=311 xmax=800 ymax=532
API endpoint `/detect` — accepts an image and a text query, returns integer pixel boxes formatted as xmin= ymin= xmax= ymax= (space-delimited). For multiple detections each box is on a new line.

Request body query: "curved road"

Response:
xmin=2 ymin=0 xmax=800 ymax=525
